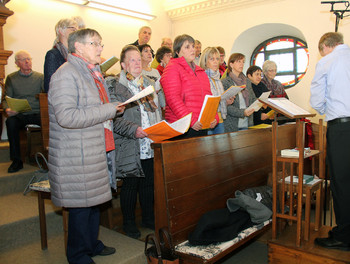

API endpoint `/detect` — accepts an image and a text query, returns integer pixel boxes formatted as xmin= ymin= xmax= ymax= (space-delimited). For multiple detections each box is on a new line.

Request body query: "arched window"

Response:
xmin=250 ymin=36 xmax=309 ymax=88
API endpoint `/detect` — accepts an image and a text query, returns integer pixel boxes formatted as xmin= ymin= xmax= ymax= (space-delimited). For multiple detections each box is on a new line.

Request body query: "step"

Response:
xmin=0 ymin=226 xmax=147 ymax=264
xmin=0 ymin=142 xmax=9 ymax=162
xmin=0 ymin=162 xmax=39 ymax=196
xmin=0 ymin=192 xmax=62 ymax=251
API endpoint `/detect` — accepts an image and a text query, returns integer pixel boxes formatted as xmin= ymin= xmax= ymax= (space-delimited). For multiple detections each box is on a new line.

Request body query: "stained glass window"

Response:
xmin=251 ymin=36 xmax=309 ymax=88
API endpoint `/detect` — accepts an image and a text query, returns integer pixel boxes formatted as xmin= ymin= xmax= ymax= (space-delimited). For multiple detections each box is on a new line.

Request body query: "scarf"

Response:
xmin=54 ymin=42 xmax=68 ymax=61
xmin=72 ymin=53 xmax=115 ymax=152
xmin=261 ymin=77 xmax=288 ymax=98
xmin=125 ymin=72 xmax=158 ymax=112
xmin=229 ymin=71 xmax=249 ymax=106
xmin=206 ymin=69 xmax=227 ymax=119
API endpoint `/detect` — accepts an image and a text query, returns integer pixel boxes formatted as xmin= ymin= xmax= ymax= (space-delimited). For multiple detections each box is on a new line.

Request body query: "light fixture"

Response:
xmin=59 ymin=0 xmax=156 ymax=21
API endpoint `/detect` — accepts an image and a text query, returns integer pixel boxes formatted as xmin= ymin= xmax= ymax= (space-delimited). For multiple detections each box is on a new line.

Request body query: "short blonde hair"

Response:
xmin=199 ymin=47 xmax=219 ymax=69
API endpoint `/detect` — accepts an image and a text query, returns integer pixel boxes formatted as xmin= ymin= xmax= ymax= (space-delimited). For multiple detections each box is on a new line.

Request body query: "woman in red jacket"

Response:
xmin=160 ymin=34 xmax=218 ymax=138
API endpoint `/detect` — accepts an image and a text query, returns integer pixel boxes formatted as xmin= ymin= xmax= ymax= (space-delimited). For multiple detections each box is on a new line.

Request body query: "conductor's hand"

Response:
xmin=135 ymin=127 xmax=148 ymax=138
xmin=244 ymin=108 xmax=255 ymax=117
xmin=191 ymin=121 xmax=203 ymax=131
xmin=209 ymin=119 xmax=217 ymax=129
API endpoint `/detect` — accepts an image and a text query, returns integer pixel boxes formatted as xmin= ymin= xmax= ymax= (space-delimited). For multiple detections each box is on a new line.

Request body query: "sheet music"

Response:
xmin=119 ymin=85 xmax=155 ymax=106
xmin=268 ymin=98 xmax=311 ymax=116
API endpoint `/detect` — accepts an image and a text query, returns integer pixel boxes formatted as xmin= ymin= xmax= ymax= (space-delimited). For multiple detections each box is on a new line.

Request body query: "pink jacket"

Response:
xmin=160 ymin=57 xmax=218 ymax=126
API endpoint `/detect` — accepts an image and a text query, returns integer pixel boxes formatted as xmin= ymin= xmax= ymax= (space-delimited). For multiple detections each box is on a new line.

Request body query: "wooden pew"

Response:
xmin=153 ymin=124 xmax=297 ymax=264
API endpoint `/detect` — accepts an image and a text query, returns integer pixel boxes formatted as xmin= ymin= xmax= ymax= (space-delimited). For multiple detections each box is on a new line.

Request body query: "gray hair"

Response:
xmin=138 ymin=26 xmax=151 ymax=35
xmin=262 ymin=60 xmax=277 ymax=75
xmin=173 ymin=34 xmax=195 ymax=58
xmin=55 ymin=18 xmax=77 ymax=37
xmin=68 ymin=28 xmax=101 ymax=53
xmin=14 ymin=50 xmax=31 ymax=61
xmin=120 ymin=45 xmax=140 ymax=65
xmin=199 ymin=47 xmax=219 ymax=69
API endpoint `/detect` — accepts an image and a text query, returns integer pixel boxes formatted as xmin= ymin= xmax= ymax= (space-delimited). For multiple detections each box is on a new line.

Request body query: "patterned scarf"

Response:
xmin=229 ymin=71 xmax=249 ymax=106
xmin=72 ymin=53 xmax=115 ymax=152
xmin=261 ymin=77 xmax=288 ymax=98
xmin=206 ymin=69 xmax=227 ymax=119
xmin=54 ymin=42 xmax=68 ymax=61
xmin=125 ymin=72 xmax=158 ymax=112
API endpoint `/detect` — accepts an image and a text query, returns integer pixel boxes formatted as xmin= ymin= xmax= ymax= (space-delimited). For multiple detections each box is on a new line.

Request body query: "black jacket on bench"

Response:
xmin=188 ymin=208 xmax=253 ymax=245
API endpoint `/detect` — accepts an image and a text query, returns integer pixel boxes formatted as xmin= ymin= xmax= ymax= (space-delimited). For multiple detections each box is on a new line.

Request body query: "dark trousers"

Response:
xmin=120 ymin=158 xmax=154 ymax=225
xmin=327 ymin=121 xmax=350 ymax=243
xmin=6 ymin=113 xmax=40 ymax=161
xmin=66 ymin=206 xmax=105 ymax=264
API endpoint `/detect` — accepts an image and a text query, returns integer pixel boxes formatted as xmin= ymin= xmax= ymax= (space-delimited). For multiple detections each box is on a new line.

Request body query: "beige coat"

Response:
xmin=48 ymin=54 xmax=117 ymax=208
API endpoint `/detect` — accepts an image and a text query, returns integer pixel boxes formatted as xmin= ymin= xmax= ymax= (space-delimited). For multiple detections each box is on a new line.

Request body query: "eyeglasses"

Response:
xmin=85 ymin=41 xmax=104 ymax=48
xmin=67 ymin=26 xmax=77 ymax=31
xmin=16 ymin=58 xmax=32 ymax=62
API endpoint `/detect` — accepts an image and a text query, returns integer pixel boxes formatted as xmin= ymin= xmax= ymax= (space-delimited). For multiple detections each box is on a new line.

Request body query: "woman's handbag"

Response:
xmin=145 ymin=227 xmax=180 ymax=264
xmin=23 ymin=152 xmax=49 ymax=195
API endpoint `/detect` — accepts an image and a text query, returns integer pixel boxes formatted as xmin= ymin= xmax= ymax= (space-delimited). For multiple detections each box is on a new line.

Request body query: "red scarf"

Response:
xmin=72 ymin=53 xmax=115 ymax=152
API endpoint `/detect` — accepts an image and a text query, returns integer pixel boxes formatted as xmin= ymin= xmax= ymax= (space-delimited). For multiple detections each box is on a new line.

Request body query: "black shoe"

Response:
xmin=8 ymin=160 xmax=23 ymax=173
xmin=123 ymin=223 xmax=141 ymax=239
xmin=314 ymin=237 xmax=350 ymax=251
xmin=98 ymin=246 xmax=116 ymax=256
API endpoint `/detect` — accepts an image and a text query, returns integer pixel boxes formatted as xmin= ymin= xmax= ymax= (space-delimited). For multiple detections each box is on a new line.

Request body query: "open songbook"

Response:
xmin=5 ymin=96 xmax=32 ymax=113
xmin=144 ymin=113 xmax=192 ymax=142
xmin=221 ymin=85 xmax=245 ymax=101
xmin=246 ymin=91 xmax=271 ymax=112
xmin=198 ymin=95 xmax=221 ymax=129
xmin=259 ymin=97 xmax=314 ymax=119
xmin=118 ymin=85 xmax=155 ymax=106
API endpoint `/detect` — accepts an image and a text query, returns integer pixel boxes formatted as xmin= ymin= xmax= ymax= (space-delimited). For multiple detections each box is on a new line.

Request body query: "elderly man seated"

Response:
xmin=2 ymin=50 xmax=43 ymax=173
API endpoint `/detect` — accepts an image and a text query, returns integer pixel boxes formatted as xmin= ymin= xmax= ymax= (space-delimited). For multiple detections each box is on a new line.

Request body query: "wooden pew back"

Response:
xmin=39 ymin=93 xmax=49 ymax=153
xmin=153 ymin=124 xmax=297 ymax=245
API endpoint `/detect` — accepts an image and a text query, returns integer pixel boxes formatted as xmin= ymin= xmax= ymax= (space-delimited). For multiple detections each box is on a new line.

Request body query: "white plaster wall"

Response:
xmin=169 ymin=0 xmax=350 ymax=122
xmin=3 ymin=0 xmax=172 ymax=76
xmin=1 ymin=0 xmax=171 ymax=139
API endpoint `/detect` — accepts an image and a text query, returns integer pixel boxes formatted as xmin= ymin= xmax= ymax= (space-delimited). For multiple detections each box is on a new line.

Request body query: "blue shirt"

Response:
xmin=310 ymin=44 xmax=350 ymax=121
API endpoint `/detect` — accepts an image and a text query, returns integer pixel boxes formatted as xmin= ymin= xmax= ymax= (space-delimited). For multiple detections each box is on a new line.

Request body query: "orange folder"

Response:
xmin=198 ymin=95 xmax=221 ymax=129
xmin=144 ymin=113 xmax=192 ymax=142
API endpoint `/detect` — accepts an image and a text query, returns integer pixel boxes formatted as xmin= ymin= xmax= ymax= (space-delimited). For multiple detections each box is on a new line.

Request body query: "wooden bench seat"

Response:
xmin=153 ymin=124 xmax=297 ymax=264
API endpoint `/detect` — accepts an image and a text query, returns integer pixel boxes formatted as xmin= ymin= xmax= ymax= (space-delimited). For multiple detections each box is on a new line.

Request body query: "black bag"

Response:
xmin=145 ymin=227 xmax=179 ymax=264
xmin=23 ymin=152 xmax=49 ymax=195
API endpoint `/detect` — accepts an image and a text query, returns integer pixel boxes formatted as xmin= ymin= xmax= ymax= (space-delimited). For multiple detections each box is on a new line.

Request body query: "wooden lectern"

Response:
xmin=260 ymin=98 xmax=324 ymax=246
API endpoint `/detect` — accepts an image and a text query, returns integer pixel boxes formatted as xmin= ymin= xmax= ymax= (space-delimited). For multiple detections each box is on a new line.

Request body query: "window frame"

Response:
xmin=250 ymin=35 xmax=309 ymax=88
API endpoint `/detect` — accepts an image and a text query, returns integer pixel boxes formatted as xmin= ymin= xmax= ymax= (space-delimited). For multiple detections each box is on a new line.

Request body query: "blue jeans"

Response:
xmin=208 ymin=122 xmax=225 ymax=135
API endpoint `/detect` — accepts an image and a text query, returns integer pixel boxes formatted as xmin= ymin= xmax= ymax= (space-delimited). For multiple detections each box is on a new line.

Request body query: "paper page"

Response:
xmin=246 ymin=91 xmax=271 ymax=112
xmin=119 ymin=85 xmax=155 ymax=106
xmin=221 ymin=85 xmax=245 ymax=101
xmin=268 ymin=98 xmax=311 ymax=116
xmin=5 ymin=96 xmax=32 ymax=112
xmin=198 ymin=95 xmax=221 ymax=129
xmin=144 ymin=113 xmax=192 ymax=142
